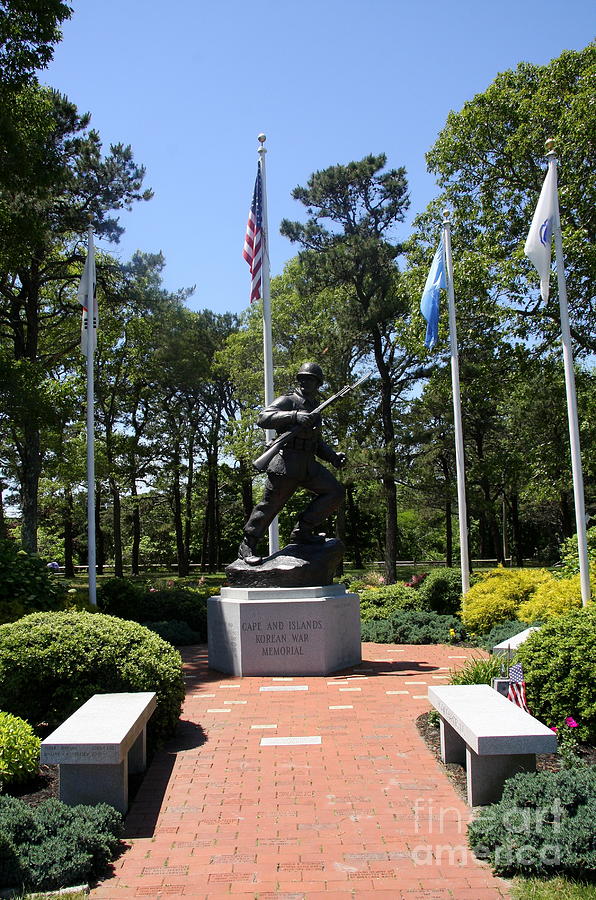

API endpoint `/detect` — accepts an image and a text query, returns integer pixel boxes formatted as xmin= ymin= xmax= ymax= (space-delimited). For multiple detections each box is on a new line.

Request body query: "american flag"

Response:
xmin=507 ymin=662 xmax=529 ymax=713
xmin=78 ymin=229 xmax=97 ymax=357
xmin=243 ymin=161 xmax=263 ymax=302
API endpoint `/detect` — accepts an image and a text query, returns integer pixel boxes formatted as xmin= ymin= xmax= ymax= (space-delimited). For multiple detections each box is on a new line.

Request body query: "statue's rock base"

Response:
xmin=225 ymin=538 xmax=344 ymax=588
xmin=208 ymin=584 xmax=361 ymax=676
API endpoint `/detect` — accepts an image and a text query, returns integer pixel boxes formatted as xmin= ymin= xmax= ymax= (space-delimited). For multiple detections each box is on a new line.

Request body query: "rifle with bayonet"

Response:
xmin=252 ymin=370 xmax=372 ymax=472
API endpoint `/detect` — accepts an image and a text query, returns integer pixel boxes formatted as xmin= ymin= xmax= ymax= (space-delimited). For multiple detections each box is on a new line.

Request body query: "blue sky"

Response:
xmin=41 ymin=0 xmax=593 ymax=315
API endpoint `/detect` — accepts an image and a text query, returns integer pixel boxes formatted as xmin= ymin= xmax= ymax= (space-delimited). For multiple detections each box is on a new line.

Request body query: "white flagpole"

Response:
xmin=545 ymin=139 xmax=590 ymax=605
xmin=442 ymin=211 xmax=470 ymax=593
xmin=84 ymin=224 xmax=97 ymax=605
xmin=257 ymin=134 xmax=279 ymax=554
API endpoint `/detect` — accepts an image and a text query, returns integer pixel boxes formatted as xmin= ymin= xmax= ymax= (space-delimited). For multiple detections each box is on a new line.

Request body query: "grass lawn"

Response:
xmin=513 ymin=877 xmax=596 ymax=899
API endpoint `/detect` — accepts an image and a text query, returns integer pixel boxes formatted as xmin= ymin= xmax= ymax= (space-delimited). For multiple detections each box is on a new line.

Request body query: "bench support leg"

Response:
xmin=128 ymin=726 xmax=147 ymax=774
xmin=439 ymin=718 xmax=466 ymax=765
xmin=59 ymin=759 xmax=129 ymax=814
xmin=466 ymin=749 xmax=535 ymax=806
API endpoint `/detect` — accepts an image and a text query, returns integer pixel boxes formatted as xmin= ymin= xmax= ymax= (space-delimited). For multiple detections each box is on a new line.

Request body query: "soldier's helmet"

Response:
xmin=296 ymin=362 xmax=324 ymax=385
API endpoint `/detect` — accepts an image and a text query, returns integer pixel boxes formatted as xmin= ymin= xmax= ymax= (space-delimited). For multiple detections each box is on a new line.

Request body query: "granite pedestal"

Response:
xmin=208 ymin=584 xmax=361 ymax=676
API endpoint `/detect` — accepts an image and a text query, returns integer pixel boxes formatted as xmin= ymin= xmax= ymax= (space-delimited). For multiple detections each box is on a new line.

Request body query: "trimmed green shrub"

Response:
xmin=143 ymin=619 xmax=202 ymax=646
xmin=517 ymin=605 xmax=596 ymax=742
xmin=468 ymin=768 xmax=596 ymax=876
xmin=98 ymin=579 xmax=208 ymax=640
xmin=416 ymin=568 xmax=463 ymax=615
xmin=557 ymin=525 xmax=596 ymax=579
xmin=461 ymin=568 xmax=552 ymax=634
xmin=0 ymin=539 xmax=66 ymax=625
xmin=361 ymin=609 xmax=466 ymax=644
xmin=0 ymin=612 xmax=185 ymax=746
xmin=479 ymin=619 xmax=533 ymax=652
xmin=0 ymin=712 xmax=40 ymax=788
xmin=358 ymin=583 xmax=422 ymax=621
xmin=517 ymin=575 xmax=585 ymax=624
xmin=449 ymin=654 xmax=503 ymax=685
xmin=0 ymin=796 xmax=122 ymax=890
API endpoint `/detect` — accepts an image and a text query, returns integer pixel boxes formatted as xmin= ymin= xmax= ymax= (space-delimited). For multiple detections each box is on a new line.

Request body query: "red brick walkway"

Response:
xmin=91 ymin=643 xmax=511 ymax=900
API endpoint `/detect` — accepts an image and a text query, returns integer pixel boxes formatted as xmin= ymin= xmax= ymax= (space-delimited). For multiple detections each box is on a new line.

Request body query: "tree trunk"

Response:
xmin=131 ymin=482 xmax=141 ymax=575
xmin=239 ymin=459 xmax=254 ymax=521
xmin=184 ymin=436 xmax=195 ymax=571
xmin=0 ymin=480 xmax=6 ymax=540
xmin=201 ymin=456 xmax=218 ymax=573
xmin=110 ymin=478 xmax=124 ymax=578
xmin=172 ymin=463 xmax=186 ymax=576
xmin=63 ymin=487 xmax=75 ymax=577
xmin=510 ymin=494 xmax=523 ymax=567
xmin=372 ymin=327 xmax=397 ymax=584
xmin=346 ymin=484 xmax=363 ymax=569
xmin=560 ymin=491 xmax=573 ymax=538
xmin=95 ymin=483 xmax=105 ymax=574
xmin=20 ymin=421 xmax=41 ymax=552
xmin=445 ymin=498 xmax=453 ymax=568
xmin=334 ymin=496 xmax=346 ymax=576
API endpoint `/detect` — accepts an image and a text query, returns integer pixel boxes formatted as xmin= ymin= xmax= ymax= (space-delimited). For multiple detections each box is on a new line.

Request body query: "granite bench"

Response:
xmin=41 ymin=692 xmax=157 ymax=813
xmin=427 ymin=684 xmax=557 ymax=806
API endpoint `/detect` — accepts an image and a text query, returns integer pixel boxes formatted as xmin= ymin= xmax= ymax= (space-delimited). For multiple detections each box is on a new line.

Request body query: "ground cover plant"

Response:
xmin=468 ymin=768 xmax=596 ymax=877
xmin=361 ymin=609 xmax=466 ymax=644
xmin=0 ymin=796 xmax=122 ymax=891
xmin=0 ymin=611 xmax=185 ymax=745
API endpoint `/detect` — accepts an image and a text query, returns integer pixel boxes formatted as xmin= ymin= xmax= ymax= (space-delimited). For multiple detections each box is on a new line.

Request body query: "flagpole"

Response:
xmin=545 ymin=139 xmax=590 ymax=605
xmin=84 ymin=224 xmax=97 ymax=605
xmin=442 ymin=211 xmax=470 ymax=593
xmin=257 ymin=134 xmax=279 ymax=554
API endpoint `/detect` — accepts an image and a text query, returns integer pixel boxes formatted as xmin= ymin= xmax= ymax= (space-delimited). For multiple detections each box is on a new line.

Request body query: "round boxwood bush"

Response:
xmin=468 ymin=767 xmax=596 ymax=876
xmin=0 ymin=539 xmax=66 ymax=625
xmin=0 ymin=712 xmax=40 ymax=788
xmin=361 ymin=609 xmax=466 ymax=644
xmin=0 ymin=795 xmax=122 ymax=891
xmin=517 ymin=604 xmax=596 ymax=742
xmin=416 ymin=568 xmax=463 ymax=615
xmin=0 ymin=611 xmax=185 ymax=746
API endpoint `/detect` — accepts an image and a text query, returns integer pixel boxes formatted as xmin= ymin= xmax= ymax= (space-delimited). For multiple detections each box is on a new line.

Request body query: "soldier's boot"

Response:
xmin=290 ymin=523 xmax=326 ymax=544
xmin=238 ymin=535 xmax=262 ymax=566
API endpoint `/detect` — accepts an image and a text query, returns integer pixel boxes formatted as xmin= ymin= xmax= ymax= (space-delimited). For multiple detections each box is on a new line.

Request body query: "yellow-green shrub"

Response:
xmin=460 ymin=568 xmax=552 ymax=634
xmin=517 ymin=574 xmax=589 ymax=623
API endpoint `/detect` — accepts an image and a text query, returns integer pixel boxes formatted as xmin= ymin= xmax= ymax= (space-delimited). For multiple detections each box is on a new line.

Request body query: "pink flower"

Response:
xmin=565 ymin=717 xmax=579 ymax=728
xmin=550 ymin=726 xmax=558 ymax=733
xmin=149 ymin=588 xmax=157 ymax=592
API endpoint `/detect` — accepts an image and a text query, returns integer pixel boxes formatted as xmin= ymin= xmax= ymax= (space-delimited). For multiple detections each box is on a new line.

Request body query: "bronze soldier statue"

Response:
xmin=239 ymin=362 xmax=347 ymax=565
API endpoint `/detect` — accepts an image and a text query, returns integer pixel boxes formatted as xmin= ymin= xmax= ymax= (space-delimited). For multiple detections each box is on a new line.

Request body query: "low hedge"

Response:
xmin=98 ymin=578 xmax=208 ymax=640
xmin=0 ymin=712 xmax=40 ymax=789
xmin=361 ymin=609 xmax=466 ymax=644
xmin=0 ymin=611 xmax=185 ymax=746
xmin=0 ymin=539 xmax=66 ymax=625
xmin=358 ymin=582 xmax=422 ymax=621
xmin=468 ymin=768 xmax=596 ymax=876
xmin=416 ymin=567 xmax=464 ymax=615
xmin=0 ymin=796 xmax=122 ymax=891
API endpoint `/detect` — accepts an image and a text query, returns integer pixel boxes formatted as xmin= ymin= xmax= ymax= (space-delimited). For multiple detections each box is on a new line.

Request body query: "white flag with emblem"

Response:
xmin=524 ymin=164 xmax=556 ymax=302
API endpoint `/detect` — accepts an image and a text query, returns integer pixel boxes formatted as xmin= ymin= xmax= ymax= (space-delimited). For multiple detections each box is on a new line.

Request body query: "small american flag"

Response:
xmin=78 ymin=229 xmax=97 ymax=357
xmin=243 ymin=161 xmax=263 ymax=302
xmin=507 ymin=662 xmax=529 ymax=713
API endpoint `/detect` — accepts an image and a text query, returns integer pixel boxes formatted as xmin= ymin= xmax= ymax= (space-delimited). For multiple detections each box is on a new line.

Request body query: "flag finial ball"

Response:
xmin=443 ymin=208 xmax=451 ymax=222
xmin=545 ymin=137 xmax=555 ymax=153
xmin=258 ymin=133 xmax=266 ymax=144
